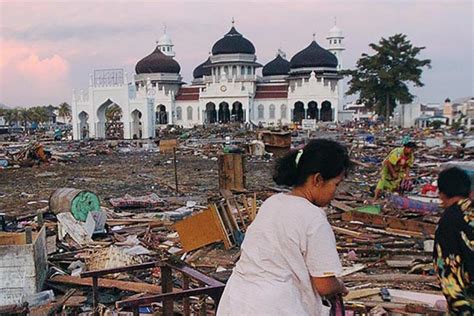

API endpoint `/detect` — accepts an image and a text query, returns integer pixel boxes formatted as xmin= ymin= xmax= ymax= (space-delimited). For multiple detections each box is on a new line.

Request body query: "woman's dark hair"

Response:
xmin=273 ymin=139 xmax=352 ymax=187
xmin=438 ymin=167 xmax=471 ymax=198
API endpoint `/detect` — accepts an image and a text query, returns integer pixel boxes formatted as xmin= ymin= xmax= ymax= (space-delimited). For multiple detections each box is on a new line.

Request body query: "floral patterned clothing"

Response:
xmin=434 ymin=199 xmax=474 ymax=315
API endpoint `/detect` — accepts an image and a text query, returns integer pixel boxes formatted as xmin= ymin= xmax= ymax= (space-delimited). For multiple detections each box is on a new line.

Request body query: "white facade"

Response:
xmin=393 ymin=103 xmax=422 ymax=128
xmin=72 ymin=24 xmax=345 ymax=140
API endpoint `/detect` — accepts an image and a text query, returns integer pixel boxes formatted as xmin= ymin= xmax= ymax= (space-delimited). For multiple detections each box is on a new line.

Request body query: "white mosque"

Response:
xmin=71 ymin=22 xmax=345 ymax=140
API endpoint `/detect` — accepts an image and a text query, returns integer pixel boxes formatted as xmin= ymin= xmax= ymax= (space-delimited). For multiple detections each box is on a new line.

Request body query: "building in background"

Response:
xmin=71 ymin=22 xmax=345 ymax=140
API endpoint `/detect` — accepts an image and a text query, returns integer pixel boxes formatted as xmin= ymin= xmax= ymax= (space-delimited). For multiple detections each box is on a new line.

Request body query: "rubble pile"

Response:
xmin=0 ymin=124 xmax=473 ymax=315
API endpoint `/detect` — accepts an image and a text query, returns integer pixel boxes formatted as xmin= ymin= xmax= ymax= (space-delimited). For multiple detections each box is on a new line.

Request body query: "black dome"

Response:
xmin=212 ymin=27 xmax=255 ymax=55
xmin=193 ymin=57 xmax=212 ymax=79
xmin=290 ymin=41 xmax=338 ymax=69
xmin=262 ymin=55 xmax=290 ymax=76
xmin=135 ymin=47 xmax=181 ymax=74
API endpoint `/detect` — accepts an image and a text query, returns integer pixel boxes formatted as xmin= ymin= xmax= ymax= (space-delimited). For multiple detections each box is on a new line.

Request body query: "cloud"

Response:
xmin=0 ymin=40 xmax=70 ymax=107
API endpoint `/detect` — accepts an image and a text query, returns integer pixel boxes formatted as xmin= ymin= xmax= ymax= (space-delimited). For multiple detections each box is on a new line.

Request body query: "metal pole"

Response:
xmin=173 ymin=147 xmax=178 ymax=193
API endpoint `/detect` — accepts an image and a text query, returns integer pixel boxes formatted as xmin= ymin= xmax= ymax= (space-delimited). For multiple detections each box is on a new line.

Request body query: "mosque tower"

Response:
xmin=326 ymin=18 xmax=345 ymax=107
xmin=157 ymin=25 xmax=175 ymax=57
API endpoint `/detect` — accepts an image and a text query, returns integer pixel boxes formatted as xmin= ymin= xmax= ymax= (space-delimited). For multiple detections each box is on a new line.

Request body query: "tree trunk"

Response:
xmin=385 ymin=93 xmax=390 ymax=126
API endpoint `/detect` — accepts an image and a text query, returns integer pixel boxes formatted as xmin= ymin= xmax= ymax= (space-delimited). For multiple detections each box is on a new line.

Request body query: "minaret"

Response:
xmin=157 ymin=25 xmax=175 ymax=57
xmin=327 ymin=18 xmax=345 ymax=109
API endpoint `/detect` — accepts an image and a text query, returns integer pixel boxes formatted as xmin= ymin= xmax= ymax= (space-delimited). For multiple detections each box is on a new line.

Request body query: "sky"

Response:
xmin=0 ymin=0 xmax=472 ymax=108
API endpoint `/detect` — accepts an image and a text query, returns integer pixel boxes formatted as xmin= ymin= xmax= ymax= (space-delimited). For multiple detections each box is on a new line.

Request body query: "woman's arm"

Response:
xmin=311 ymin=276 xmax=348 ymax=297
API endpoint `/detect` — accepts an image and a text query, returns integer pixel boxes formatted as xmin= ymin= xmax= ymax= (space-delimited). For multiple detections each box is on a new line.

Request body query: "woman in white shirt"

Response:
xmin=217 ymin=139 xmax=351 ymax=316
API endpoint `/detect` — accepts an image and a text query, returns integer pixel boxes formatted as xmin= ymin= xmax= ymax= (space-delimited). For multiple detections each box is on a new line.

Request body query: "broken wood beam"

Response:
xmin=343 ymin=274 xmax=438 ymax=283
xmin=49 ymin=275 xmax=164 ymax=294
xmin=342 ymin=211 xmax=436 ymax=236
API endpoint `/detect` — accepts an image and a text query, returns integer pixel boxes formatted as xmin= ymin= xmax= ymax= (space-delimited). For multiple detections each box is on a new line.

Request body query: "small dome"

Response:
xmin=193 ymin=57 xmax=212 ymax=79
xmin=290 ymin=41 xmax=338 ymax=69
xmin=262 ymin=55 xmax=290 ymax=76
xmin=158 ymin=33 xmax=173 ymax=46
xmin=135 ymin=46 xmax=180 ymax=74
xmin=328 ymin=25 xmax=343 ymax=38
xmin=212 ymin=27 xmax=255 ymax=55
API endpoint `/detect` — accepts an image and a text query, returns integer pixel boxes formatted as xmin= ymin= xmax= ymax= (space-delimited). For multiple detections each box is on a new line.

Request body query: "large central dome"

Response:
xmin=290 ymin=40 xmax=338 ymax=69
xmin=211 ymin=27 xmax=256 ymax=55
xmin=135 ymin=46 xmax=181 ymax=74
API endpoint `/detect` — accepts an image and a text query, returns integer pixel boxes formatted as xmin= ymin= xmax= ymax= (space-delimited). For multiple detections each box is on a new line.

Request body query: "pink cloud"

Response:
xmin=0 ymin=40 xmax=70 ymax=106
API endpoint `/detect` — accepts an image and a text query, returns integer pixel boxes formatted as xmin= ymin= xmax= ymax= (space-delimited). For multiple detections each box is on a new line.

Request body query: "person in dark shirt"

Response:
xmin=434 ymin=167 xmax=473 ymax=314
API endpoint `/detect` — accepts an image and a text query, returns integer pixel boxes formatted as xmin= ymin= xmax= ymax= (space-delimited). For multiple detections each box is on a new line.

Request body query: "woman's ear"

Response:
xmin=313 ymin=173 xmax=324 ymax=187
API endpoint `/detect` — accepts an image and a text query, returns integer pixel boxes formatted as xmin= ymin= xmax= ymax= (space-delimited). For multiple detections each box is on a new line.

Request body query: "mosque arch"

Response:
xmin=205 ymin=102 xmax=217 ymax=124
xmin=293 ymin=101 xmax=305 ymax=123
xmin=96 ymin=99 xmax=124 ymax=139
xmin=78 ymin=111 xmax=89 ymax=139
xmin=232 ymin=102 xmax=244 ymax=122
xmin=131 ymin=109 xmax=143 ymax=139
xmin=187 ymin=106 xmax=193 ymax=121
xmin=307 ymin=101 xmax=318 ymax=120
xmin=320 ymin=101 xmax=333 ymax=122
xmin=218 ymin=102 xmax=230 ymax=123
xmin=156 ymin=104 xmax=168 ymax=125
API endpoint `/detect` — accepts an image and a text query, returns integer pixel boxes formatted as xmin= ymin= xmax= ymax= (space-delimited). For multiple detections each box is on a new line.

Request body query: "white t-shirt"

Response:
xmin=217 ymin=193 xmax=342 ymax=316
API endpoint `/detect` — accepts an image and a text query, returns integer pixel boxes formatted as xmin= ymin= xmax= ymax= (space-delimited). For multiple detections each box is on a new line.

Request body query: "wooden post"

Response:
xmin=183 ymin=274 xmax=190 ymax=316
xmin=173 ymin=147 xmax=179 ymax=193
xmin=92 ymin=276 xmax=99 ymax=316
xmin=25 ymin=227 xmax=33 ymax=244
xmin=161 ymin=265 xmax=174 ymax=316
xmin=37 ymin=211 xmax=44 ymax=229
xmin=218 ymin=153 xmax=245 ymax=191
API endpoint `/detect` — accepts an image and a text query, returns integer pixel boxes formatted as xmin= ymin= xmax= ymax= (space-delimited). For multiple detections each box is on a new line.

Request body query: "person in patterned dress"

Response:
xmin=374 ymin=141 xmax=416 ymax=200
xmin=434 ymin=167 xmax=473 ymax=314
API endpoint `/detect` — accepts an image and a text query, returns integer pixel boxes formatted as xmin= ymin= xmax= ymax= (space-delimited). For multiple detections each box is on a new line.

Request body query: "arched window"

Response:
xmin=187 ymin=106 xmax=193 ymax=120
xmin=258 ymin=104 xmax=264 ymax=119
xmin=232 ymin=66 xmax=237 ymax=76
xmin=247 ymin=66 xmax=252 ymax=75
xmin=176 ymin=106 xmax=182 ymax=121
xmin=241 ymin=66 xmax=245 ymax=75
xmin=269 ymin=104 xmax=276 ymax=119
xmin=281 ymin=104 xmax=287 ymax=119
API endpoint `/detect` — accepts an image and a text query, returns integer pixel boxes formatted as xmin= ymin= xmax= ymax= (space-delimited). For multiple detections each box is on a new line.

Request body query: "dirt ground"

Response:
xmin=0 ymin=149 xmax=275 ymax=218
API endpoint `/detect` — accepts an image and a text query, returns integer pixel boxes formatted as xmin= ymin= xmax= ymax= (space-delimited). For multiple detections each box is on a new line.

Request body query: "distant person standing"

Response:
xmin=374 ymin=141 xmax=416 ymax=200
xmin=218 ymin=139 xmax=351 ymax=315
xmin=434 ymin=167 xmax=473 ymax=314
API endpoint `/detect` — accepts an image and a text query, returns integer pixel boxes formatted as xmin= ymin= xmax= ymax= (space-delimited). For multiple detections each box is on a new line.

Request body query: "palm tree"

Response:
xmin=18 ymin=108 xmax=31 ymax=128
xmin=28 ymin=107 xmax=49 ymax=124
xmin=58 ymin=102 xmax=72 ymax=122
xmin=3 ymin=109 xmax=20 ymax=126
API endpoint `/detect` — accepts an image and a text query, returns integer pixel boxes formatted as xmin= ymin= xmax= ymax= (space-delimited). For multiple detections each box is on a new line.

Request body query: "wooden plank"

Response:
xmin=342 ymin=211 xmax=436 ymax=236
xmin=210 ymin=204 xmax=232 ymax=249
xmin=49 ymin=275 xmax=163 ymax=294
xmin=345 ymin=288 xmax=380 ymax=301
xmin=173 ymin=207 xmax=229 ymax=252
xmin=159 ymin=139 xmax=178 ymax=154
xmin=331 ymin=200 xmax=354 ymax=212
xmin=343 ymin=274 xmax=437 ymax=283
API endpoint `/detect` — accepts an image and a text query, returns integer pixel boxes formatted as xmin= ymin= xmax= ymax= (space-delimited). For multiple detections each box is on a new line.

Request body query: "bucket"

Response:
xmin=49 ymin=188 xmax=100 ymax=222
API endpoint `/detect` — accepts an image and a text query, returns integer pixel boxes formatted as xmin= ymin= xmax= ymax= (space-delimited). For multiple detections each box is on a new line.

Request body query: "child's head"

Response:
xmin=403 ymin=142 xmax=416 ymax=155
xmin=438 ymin=167 xmax=471 ymax=207
xmin=273 ymin=139 xmax=352 ymax=206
